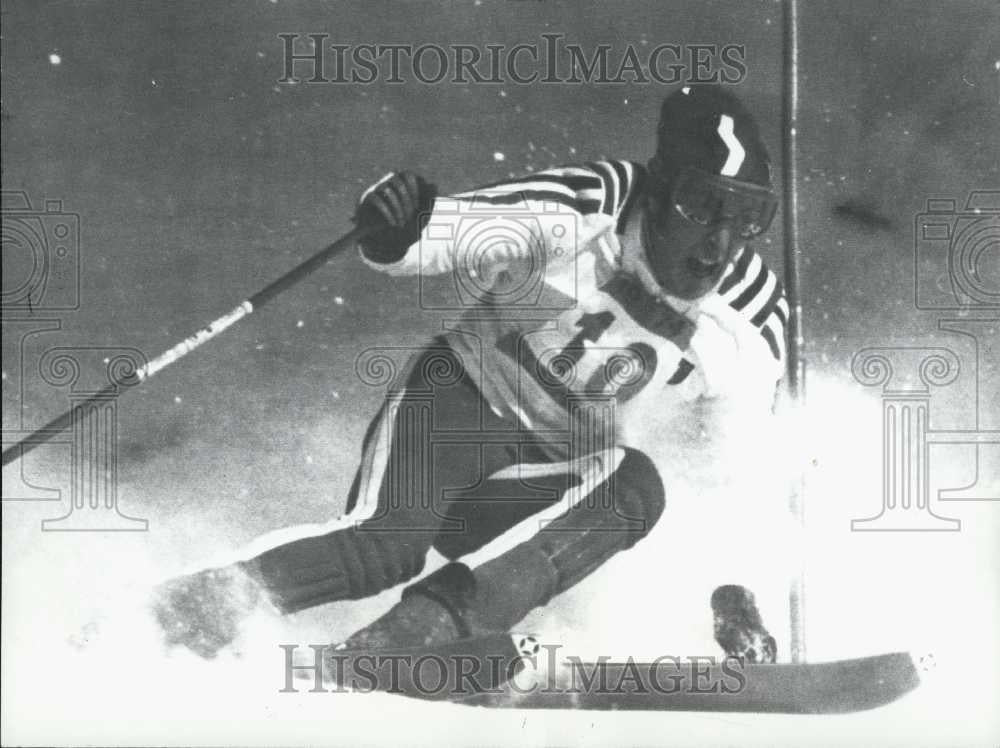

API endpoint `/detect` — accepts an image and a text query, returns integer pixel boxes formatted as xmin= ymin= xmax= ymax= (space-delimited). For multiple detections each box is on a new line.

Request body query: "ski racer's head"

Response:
xmin=640 ymin=85 xmax=777 ymax=300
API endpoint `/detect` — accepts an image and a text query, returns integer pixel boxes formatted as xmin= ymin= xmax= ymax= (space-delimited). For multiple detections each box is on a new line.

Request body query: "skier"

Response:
xmin=153 ymin=84 xmax=786 ymax=663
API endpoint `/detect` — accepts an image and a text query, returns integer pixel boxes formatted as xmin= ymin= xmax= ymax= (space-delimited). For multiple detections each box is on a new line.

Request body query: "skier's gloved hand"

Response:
xmin=354 ymin=171 xmax=438 ymax=264
xmin=688 ymin=295 xmax=782 ymax=403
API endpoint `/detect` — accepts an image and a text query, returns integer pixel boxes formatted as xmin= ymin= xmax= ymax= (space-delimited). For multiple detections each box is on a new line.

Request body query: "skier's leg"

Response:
xmin=239 ymin=391 xmax=444 ymax=614
xmin=341 ymin=446 xmax=665 ymax=649
xmin=152 ymin=342 xmax=498 ymax=655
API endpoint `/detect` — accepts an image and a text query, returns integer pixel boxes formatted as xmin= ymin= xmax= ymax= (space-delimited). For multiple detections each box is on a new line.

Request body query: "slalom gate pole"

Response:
xmin=783 ymin=0 xmax=808 ymax=664
xmin=1 ymin=224 xmax=374 ymax=468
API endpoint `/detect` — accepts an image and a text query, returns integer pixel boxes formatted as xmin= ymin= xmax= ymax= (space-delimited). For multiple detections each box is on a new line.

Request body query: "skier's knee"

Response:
xmin=614 ymin=447 xmax=666 ymax=542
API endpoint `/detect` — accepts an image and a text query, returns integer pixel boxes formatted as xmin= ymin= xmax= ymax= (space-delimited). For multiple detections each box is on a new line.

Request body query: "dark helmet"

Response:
xmin=647 ymin=85 xmax=777 ymax=239
xmin=649 ymin=85 xmax=773 ymax=189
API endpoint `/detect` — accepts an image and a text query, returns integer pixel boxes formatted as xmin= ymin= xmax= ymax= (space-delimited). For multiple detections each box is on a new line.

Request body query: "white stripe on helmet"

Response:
xmin=717 ymin=114 xmax=746 ymax=177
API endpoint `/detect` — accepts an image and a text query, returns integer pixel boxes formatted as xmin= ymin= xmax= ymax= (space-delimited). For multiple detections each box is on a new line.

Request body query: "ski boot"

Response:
xmin=710 ymin=584 xmax=777 ymax=664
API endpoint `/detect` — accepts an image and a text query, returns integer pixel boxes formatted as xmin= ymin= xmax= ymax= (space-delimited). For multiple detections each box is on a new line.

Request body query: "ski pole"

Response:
xmin=2 ymin=223 xmax=374 ymax=468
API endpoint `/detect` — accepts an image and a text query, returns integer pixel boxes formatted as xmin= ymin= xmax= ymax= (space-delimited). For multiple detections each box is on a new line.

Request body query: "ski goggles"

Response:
xmin=647 ymin=167 xmax=778 ymax=240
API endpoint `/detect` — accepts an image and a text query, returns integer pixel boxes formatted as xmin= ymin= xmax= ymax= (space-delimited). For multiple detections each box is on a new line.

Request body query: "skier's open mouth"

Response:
xmin=686 ymin=256 xmax=722 ymax=279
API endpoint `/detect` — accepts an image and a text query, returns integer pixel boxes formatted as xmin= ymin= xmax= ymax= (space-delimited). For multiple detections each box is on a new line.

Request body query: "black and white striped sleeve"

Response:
xmin=367 ymin=162 xmax=640 ymax=277
xmin=717 ymin=247 xmax=789 ymax=366
xmin=363 ymin=161 xmax=646 ymax=277
xmin=453 ymin=160 xmax=645 ymax=225
xmin=453 ymin=165 xmax=606 ymax=215
xmin=583 ymin=159 xmax=649 ymax=234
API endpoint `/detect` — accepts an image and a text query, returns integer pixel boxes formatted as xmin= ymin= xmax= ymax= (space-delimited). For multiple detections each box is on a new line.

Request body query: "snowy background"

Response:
xmin=2 ymin=1 xmax=998 ymax=745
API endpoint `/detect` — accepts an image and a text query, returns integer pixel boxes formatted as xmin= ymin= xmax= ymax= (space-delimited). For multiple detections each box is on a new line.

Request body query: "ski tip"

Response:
xmin=780 ymin=650 xmax=922 ymax=714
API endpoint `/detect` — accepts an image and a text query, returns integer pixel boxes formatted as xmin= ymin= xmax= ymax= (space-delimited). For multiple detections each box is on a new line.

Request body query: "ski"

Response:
xmin=312 ymin=634 xmax=921 ymax=714
xmin=465 ymin=649 xmax=922 ymax=713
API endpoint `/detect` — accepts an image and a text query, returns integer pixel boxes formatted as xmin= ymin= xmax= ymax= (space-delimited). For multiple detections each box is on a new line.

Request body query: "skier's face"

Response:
xmin=640 ymin=169 xmax=776 ymax=300
xmin=641 ymin=197 xmax=742 ymax=300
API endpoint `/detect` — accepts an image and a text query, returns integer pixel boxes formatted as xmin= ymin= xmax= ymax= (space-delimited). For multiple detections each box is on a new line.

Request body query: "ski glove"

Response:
xmin=354 ymin=171 xmax=438 ymax=264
